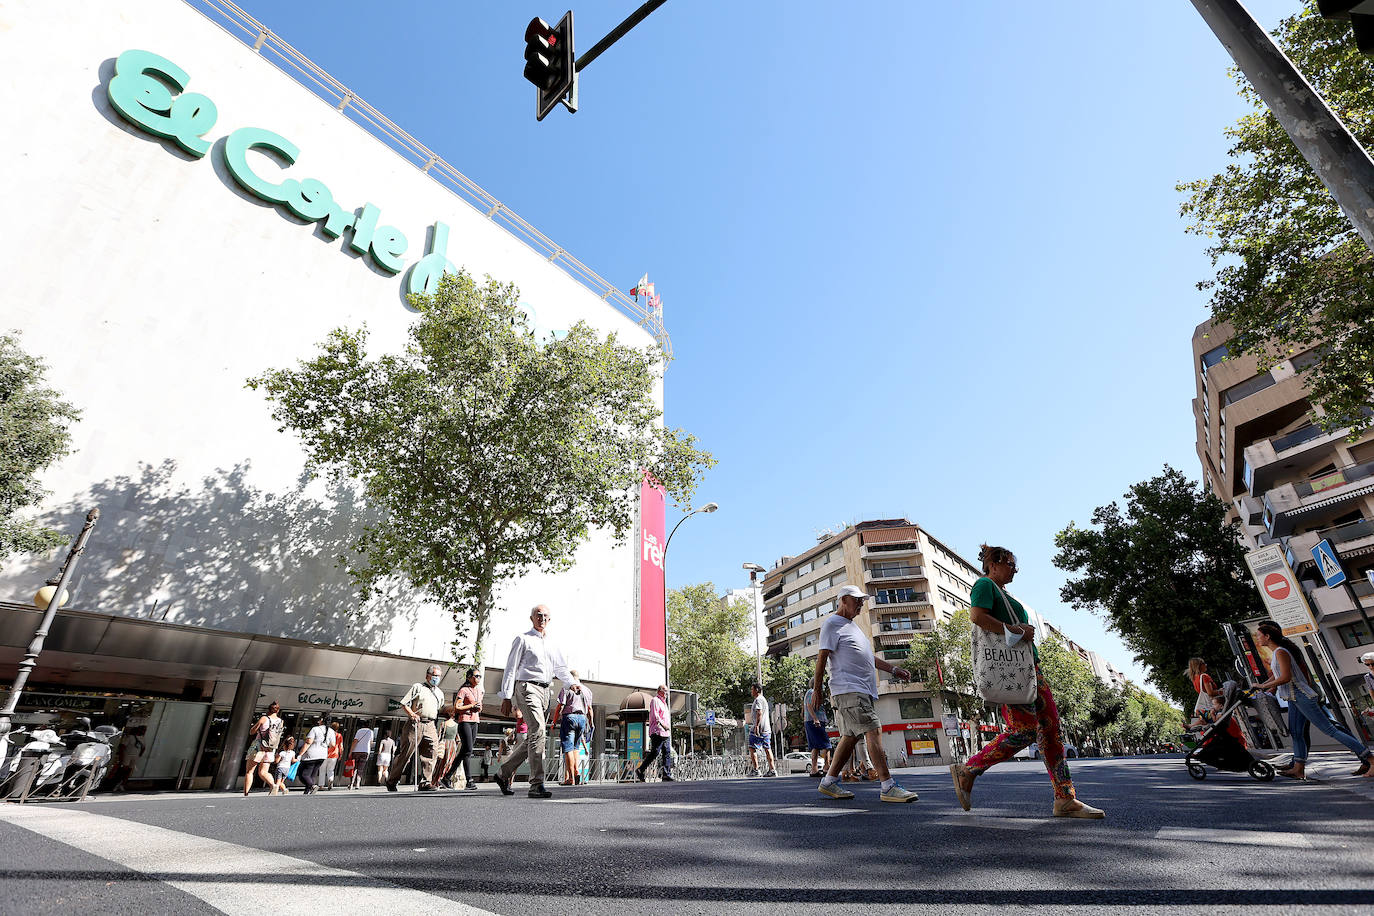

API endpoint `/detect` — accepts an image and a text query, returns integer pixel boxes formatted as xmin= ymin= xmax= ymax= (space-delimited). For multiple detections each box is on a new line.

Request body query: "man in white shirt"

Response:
xmin=496 ymin=605 xmax=580 ymax=799
xmin=747 ymin=684 xmax=775 ymax=777
xmin=813 ymin=585 xmax=918 ymax=803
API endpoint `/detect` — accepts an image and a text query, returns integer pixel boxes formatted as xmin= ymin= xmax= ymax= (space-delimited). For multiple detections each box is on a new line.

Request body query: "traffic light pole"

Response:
xmin=574 ymin=0 xmax=669 ymax=74
xmin=1190 ymin=0 xmax=1374 ymax=252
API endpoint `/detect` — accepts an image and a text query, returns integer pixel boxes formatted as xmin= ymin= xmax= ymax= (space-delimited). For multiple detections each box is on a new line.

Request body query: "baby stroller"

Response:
xmin=1184 ymin=682 xmax=1276 ymax=782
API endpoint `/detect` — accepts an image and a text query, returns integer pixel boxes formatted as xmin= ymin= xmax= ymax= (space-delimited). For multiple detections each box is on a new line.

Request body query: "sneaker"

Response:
xmin=880 ymin=783 xmax=918 ymax=804
xmin=466 ymin=781 xmax=479 ymax=790
xmin=494 ymin=774 xmax=514 ymax=796
xmin=746 ymin=769 xmax=761 ymax=778
xmin=763 ymin=770 xmax=778 ymax=777
xmin=417 ymin=783 xmax=436 ymax=792
xmin=528 ymin=786 xmax=553 ymax=799
xmin=818 ymin=780 xmax=855 ymax=800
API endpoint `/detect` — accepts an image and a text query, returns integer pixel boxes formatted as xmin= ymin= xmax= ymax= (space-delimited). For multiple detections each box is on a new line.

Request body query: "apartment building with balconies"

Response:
xmin=760 ymin=519 xmax=985 ymax=762
xmin=1191 ymin=318 xmax=1374 ymax=695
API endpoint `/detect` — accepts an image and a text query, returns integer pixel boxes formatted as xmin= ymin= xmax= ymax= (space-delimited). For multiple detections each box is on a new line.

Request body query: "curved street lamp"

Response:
xmin=662 ymin=502 xmax=717 ymax=695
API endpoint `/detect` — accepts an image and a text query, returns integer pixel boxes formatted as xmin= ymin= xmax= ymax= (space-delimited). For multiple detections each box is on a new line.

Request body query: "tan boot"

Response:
xmin=1053 ymin=798 xmax=1105 ymax=819
xmin=949 ymin=762 xmax=974 ymax=811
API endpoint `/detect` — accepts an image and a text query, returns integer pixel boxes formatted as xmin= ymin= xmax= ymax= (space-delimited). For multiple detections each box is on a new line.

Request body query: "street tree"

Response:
xmin=667 ymin=583 xmax=751 ymax=710
xmin=1053 ymin=466 xmax=1262 ymax=707
xmin=249 ymin=271 xmax=714 ymax=662
xmin=1180 ymin=4 xmax=1374 ymax=434
xmin=1037 ymin=634 xmax=1099 ymax=746
xmin=907 ymin=606 xmax=985 ymax=725
xmin=0 ymin=333 xmax=80 ymax=565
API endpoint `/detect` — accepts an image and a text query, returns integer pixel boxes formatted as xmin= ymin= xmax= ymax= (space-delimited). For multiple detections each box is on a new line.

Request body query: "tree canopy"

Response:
xmin=667 ymin=583 xmax=752 ymax=710
xmin=0 ymin=333 xmax=80 ymax=564
xmin=1180 ymin=3 xmax=1374 ymax=434
xmin=249 ymin=271 xmax=713 ymax=662
xmin=1052 ymin=466 xmax=1262 ymax=706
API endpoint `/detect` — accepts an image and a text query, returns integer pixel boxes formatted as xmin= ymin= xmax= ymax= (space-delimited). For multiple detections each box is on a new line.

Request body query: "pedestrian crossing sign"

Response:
xmin=1312 ymin=539 xmax=1346 ymax=588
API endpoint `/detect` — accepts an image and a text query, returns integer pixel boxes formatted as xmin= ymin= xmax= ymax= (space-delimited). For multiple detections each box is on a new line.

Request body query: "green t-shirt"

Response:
xmin=970 ymin=576 xmax=1038 ymax=662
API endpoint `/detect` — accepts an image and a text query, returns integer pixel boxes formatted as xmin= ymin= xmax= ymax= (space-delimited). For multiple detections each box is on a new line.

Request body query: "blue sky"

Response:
xmin=231 ymin=0 xmax=1302 ymax=694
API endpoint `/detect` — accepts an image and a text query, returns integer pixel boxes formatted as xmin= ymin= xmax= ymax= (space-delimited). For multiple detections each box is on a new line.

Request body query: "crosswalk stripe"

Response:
xmin=769 ymin=806 xmax=860 ymax=817
xmin=0 ymin=804 xmax=497 ymax=915
xmin=1155 ymin=826 xmax=1311 ymax=848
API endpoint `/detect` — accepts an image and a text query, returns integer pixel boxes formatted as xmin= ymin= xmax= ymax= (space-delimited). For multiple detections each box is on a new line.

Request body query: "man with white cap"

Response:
xmin=812 ymin=584 xmax=917 ymax=803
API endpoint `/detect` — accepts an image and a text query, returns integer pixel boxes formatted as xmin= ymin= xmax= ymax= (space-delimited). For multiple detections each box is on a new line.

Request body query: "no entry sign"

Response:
xmin=1262 ymin=573 xmax=1290 ymax=601
xmin=1244 ymin=545 xmax=1316 ymax=637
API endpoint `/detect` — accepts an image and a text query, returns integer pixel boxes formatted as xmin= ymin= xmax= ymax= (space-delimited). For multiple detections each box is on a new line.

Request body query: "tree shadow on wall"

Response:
xmin=46 ymin=460 xmax=420 ymax=652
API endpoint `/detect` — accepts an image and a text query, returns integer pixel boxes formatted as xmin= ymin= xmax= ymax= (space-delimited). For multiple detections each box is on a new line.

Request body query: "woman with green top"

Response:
xmin=949 ymin=544 xmax=1105 ymax=819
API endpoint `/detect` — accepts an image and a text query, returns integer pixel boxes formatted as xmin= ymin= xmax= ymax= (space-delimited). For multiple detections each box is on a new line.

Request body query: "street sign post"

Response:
xmin=1312 ymin=538 xmax=1348 ymax=588
xmin=1244 ymin=545 xmax=1317 ymax=637
xmin=942 ymin=713 xmax=959 ymax=736
xmin=705 ymin=711 xmax=715 ymax=725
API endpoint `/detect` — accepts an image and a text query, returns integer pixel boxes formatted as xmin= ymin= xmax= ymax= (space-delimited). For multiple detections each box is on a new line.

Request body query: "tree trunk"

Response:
xmin=470 ymin=577 xmax=495 ymax=667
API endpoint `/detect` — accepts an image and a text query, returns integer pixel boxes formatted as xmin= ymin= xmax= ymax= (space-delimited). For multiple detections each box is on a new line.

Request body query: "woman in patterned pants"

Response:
xmin=949 ymin=544 xmax=1105 ymax=819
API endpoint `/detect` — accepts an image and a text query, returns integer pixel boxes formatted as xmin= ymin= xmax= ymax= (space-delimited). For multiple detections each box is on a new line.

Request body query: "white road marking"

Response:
xmin=0 ymin=804 xmax=497 ymax=915
xmin=939 ymin=815 xmax=1039 ymax=830
xmin=639 ymin=802 xmax=711 ymax=810
xmin=548 ymin=797 xmax=611 ymax=804
xmin=1156 ymin=826 xmax=1311 ymax=848
xmin=770 ymin=806 xmax=860 ymax=817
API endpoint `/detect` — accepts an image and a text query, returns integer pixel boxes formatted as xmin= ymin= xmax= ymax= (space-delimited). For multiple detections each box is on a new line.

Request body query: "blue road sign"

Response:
xmin=1312 ymin=538 xmax=1347 ymax=588
xmin=705 ymin=711 xmax=716 ymax=725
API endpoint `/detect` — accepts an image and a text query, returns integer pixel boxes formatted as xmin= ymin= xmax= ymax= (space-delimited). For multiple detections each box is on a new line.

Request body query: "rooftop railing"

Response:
xmin=1295 ymin=458 xmax=1374 ymax=498
xmin=184 ymin=0 xmax=671 ymax=359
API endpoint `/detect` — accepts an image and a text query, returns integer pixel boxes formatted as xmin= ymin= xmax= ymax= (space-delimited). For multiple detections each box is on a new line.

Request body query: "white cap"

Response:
xmin=837 ymin=585 xmax=868 ymax=601
xmin=1360 ymin=651 xmax=1374 ymax=664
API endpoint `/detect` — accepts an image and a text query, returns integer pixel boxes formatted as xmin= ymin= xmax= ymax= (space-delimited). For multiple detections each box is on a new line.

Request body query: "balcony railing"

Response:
xmin=866 ymin=565 xmax=925 ymax=580
xmin=1272 ymin=425 xmax=1326 ymax=453
xmin=1318 ymin=517 xmax=1374 ymax=546
xmin=1295 ymin=458 xmax=1374 ymax=498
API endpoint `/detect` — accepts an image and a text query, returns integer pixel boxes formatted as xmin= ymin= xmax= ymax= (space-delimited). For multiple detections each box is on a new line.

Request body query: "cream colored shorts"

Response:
xmin=833 ymin=692 xmax=881 ymax=737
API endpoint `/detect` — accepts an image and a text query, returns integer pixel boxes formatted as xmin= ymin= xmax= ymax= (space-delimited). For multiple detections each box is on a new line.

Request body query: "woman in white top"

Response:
xmin=377 ymin=733 xmax=396 ymax=784
xmin=295 ymin=716 xmax=334 ymax=795
xmin=1253 ymin=621 xmax=1372 ymax=779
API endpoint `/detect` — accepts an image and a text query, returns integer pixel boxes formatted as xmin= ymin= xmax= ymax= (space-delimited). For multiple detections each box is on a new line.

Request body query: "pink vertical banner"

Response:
xmin=636 ymin=472 xmax=667 ymax=657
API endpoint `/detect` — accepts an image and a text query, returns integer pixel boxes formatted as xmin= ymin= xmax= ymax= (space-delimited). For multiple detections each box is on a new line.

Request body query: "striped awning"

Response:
xmin=1285 ymin=482 xmax=1374 ymax=518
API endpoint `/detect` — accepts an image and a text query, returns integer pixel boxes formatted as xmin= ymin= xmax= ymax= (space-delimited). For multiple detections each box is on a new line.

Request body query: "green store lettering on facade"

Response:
xmin=107 ymin=48 xmax=458 ymax=298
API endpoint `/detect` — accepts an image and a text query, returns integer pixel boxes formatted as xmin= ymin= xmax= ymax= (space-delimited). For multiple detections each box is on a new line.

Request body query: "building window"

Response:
xmin=898 ymin=697 xmax=934 ymax=720
xmin=868 ymin=541 xmax=916 ymax=553
xmin=788 ymin=616 xmax=802 ymax=630
xmin=882 ymin=647 xmax=909 ymax=660
xmin=1200 ymin=343 xmax=1229 ymax=375
xmin=1221 ymin=371 xmax=1276 ymax=406
xmin=875 ymin=587 xmax=921 ymax=604
xmin=803 ymin=633 xmax=818 ymax=647
xmin=880 ymin=615 xmax=917 ymax=631
xmin=1336 ymin=621 xmax=1373 ymax=649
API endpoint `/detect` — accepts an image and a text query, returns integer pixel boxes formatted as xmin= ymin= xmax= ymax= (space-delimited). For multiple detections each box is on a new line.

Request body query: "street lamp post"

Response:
xmin=661 ymin=501 xmax=717 ymax=705
xmin=0 ymin=508 xmax=100 ymax=741
xmin=742 ymin=563 xmax=766 ymax=687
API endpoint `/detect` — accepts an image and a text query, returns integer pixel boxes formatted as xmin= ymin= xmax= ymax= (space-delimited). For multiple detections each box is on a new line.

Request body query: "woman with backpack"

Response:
xmin=1253 ymin=621 xmax=1373 ymax=780
xmin=242 ymin=701 xmax=284 ymax=797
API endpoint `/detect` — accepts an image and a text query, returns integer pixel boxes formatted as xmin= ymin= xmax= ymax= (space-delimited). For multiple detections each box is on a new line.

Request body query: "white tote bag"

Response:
xmin=971 ymin=583 xmax=1037 ymax=706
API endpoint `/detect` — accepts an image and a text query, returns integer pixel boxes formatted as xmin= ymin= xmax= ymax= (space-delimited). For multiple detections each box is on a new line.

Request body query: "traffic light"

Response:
xmin=523 ymin=12 xmax=576 ymax=121
xmin=1318 ymin=1 xmax=1374 ymax=53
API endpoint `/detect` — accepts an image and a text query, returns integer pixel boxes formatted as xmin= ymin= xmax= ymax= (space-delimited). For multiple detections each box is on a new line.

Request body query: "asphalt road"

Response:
xmin=1 ymin=753 xmax=1372 ymax=916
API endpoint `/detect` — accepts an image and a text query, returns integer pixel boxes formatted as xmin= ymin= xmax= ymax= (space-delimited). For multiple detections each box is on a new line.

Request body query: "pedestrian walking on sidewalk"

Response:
xmin=496 ymin=605 xmax=581 ymax=799
xmin=813 ymin=585 xmax=917 ymax=804
xmin=297 ymin=716 xmax=335 ymax=795
xmin=949 ymin=545 xmax=1104 ymax=819
xmin=321 ymin=720 xmax=343 ymax=790
xmin=242 ymin=700 xmax=284 ymax=797
xmin=434 ymin=706 xmax=459 ymax=788
xmin=387 ymin=664 xmax=445 ymax=792
xmin=453 ymin=669 xmax=483 ymax=790
xmin=1253 ymin=621 xmax=1374 ymax=779
xmin=636 ymin=684 xmax=674 ymax=782
xmin=272 ymin=737 xmax=296 ymax=795
xmin=551 ymin=672 xmax=594 ymax=785
xmin=377 ymin=732 xmax=395 ymax=784
xmin=747 ymin=684 xmax=776 ymax=777
xmin=803 ymin=686 xmax=831 ymax=778
xmin=348 ymin=724 xmax=374 ymax=789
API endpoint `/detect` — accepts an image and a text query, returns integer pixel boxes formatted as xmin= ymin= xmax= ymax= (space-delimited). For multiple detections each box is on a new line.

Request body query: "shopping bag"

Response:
xmin=971 ymin=584 xmax=1037 ymax=706
xmin=286 ymin=760 xmax=300 ymax=781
